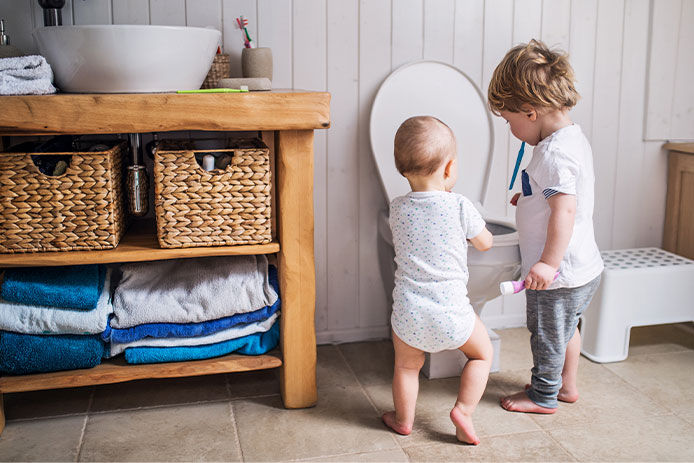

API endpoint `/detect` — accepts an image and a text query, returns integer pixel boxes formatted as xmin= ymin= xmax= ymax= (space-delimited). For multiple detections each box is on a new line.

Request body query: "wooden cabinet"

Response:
xmin=0 ymin=91 xmax=330 ymax=433
xmin=664 ymin=143 xmax=694 ymax=259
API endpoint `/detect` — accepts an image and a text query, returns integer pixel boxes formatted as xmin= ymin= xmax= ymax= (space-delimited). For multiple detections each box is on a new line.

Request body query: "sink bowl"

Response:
xmin=33 ymin=25 xmax=221 ymax=93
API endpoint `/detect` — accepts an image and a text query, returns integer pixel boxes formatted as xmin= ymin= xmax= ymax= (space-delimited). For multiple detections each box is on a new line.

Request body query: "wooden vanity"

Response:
xmin=0 ymin=90 xmax=330 ymax=433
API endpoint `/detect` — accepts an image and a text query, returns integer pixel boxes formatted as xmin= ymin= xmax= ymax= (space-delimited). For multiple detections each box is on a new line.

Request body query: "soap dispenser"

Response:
xmin=0 ymin=19 xmax=25 ymax=58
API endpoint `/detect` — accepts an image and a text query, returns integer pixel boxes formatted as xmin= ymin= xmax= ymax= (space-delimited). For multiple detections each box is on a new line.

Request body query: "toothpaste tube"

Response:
xmin=499 ymin=273 xmax=560 ymax=295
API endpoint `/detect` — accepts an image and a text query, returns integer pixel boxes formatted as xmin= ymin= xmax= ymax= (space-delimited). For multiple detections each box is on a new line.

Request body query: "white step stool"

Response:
xmin=580 ymin=248 xmax=694 ymax=363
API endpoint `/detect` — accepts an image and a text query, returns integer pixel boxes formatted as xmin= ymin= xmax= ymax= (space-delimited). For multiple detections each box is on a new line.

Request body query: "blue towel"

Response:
xmin=2 ymin=265 xmax=104 ymax=311
xmin=124 ymin=320 xmax=280 ymax=364
xmin=103 ymin=266 xmax=280 ymax=343
xmin=0 ymin=331 xmax=105 ymax=375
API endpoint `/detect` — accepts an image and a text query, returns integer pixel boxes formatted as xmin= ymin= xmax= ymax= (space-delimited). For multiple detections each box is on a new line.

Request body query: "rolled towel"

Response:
xmin=0 ymin=268 xmax=113 ymax=335
xmin=124 ymin=320 xmax=280 ymax=364
xmin=0 ymin=331 xmax=105 ymax=375
xmin=108 ymin=312 xmax=279 ymax=357
xmin=0 ymin=55 xmax=57 ymax=95
xmin=112 ymin=255 xmax=278 ymax=329
xmin=103 ymin=265 xmax=280 ymax=343
xmin=2 ymin=265 xmax=104 ymax=310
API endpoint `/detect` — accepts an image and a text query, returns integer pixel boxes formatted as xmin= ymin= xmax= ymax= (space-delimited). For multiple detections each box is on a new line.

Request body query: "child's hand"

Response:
xmin=510 ymin=193 xmax=520 ymax=206
xmin=524 ymin=261 xmax=557 ymax=290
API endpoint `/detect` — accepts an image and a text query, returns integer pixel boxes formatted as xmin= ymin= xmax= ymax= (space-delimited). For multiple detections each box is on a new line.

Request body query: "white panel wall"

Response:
xmin=2 ymin=0 xmax=693 ymax=344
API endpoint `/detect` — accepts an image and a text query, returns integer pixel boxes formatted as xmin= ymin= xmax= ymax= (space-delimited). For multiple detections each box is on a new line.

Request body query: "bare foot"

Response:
xmin=524 ymin=383 xmax=579 ymax=403
xmin=500 ymin=391 xmax=556 ymax=414
xmin=381 ymin=411 xmax=412 ymax=436
xmin=450 ymin=406 xmax=480 ymax=445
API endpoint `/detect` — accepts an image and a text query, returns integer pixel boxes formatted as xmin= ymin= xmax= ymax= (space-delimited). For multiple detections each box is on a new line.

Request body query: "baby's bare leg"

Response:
xmin=450 ymin=316 xmax=493 ymax=445
xmin=382 ymin=331 xmax=424 ymax=436
xmin=559 ymin=328 xmax=580 ymax=402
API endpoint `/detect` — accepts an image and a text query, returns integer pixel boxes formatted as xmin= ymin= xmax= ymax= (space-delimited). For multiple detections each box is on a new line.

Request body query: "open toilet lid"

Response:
xmin=370 ymin=61 xmax=494 ymax=205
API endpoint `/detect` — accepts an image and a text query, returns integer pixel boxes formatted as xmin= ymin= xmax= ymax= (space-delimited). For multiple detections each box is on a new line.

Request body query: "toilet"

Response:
xmin=370 ymin=61 xmax=521 ymax=376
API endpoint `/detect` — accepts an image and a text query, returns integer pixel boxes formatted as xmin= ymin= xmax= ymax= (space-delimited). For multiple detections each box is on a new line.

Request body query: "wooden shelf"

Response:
xmin=0 ymin=220 xmax=280 ymax=267
xmin=0 ymin=351 xmax=282 ymax=394
xmin=0 ymin=90 xmax=331 ymax=136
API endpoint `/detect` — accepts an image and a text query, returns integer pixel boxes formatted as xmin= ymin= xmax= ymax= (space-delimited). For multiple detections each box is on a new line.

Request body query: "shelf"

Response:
xmin=0 ymin=90 xmax=331 ymax=136
xmin=0 ymin=220 xmax=280 ymax=267
xmin=0 ymin=351 xmax=282 ymax=394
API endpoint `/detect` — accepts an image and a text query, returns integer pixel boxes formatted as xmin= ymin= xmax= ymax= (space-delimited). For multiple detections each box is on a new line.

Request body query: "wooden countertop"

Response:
xmin=664 ymin=143 xmax=694 ymax=155
xmin=0 ymin=89 xmax=331 ymax=135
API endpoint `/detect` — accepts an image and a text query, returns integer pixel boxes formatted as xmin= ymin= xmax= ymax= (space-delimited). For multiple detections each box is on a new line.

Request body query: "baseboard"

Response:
xmin=316 ymin=325 xmax=391 ymax=345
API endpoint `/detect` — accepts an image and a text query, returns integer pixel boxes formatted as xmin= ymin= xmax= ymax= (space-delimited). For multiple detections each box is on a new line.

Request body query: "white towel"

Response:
xmin=108 ymin=312 xmax=279 ymax=357
xmin=0 ymin=269 xmax=113 ymax=335
xmin=111 ymin=255 xmax=278 ymax=329
xmin=0 ymin=55 xmax=57 ymax=95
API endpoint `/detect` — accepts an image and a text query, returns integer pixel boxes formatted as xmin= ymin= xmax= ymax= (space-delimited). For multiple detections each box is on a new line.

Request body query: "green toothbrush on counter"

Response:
xmin=177 ymin=87 xmax=249 ymax=93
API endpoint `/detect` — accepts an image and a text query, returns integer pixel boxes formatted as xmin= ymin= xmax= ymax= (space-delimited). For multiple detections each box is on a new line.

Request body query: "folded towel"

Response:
xmin=0 ymin=55 xmax=57 ymax=95
xmin=124 ymin=319 xmax=280 ymax=364
xmin=0 ymin=268 xmax=113 ymax=335
xmin=112 ymin=255 xmax=278 ymax=329
xmin=2 ymin=265 xmax=104 ymax=310
xmin=103 ymin=265 xmax=280 ymax=343
xmin=0 ymin=331 xmax=105 ymax=375
xmin=109 ymin=312 xmax=279 ymax=357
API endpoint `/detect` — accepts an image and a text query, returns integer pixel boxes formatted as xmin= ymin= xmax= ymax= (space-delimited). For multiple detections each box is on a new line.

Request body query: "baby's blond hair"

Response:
xmin=487 ymin=39 xmax=579 ymax=115
xmin=394 ymin=116 xmax=455 ymax=177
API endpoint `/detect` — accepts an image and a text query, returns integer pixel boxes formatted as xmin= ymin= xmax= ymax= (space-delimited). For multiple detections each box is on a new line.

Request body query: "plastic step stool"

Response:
xmin=580 ymin=248 xmax=694 ymax=363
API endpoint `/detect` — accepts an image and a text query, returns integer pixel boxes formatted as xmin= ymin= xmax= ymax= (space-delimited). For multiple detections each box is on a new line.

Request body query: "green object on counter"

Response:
xmin=176 ymin=88 xmax=249 ymax=93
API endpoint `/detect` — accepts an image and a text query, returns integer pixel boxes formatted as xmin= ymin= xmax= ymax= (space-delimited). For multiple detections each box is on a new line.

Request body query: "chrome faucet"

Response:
xmin=38 ymin=0 xmax=65 ymax=26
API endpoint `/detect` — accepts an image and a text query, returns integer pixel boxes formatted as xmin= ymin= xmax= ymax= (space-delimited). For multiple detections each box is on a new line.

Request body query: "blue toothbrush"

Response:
xmin=509 ymin=141 xmax=525 ymax=190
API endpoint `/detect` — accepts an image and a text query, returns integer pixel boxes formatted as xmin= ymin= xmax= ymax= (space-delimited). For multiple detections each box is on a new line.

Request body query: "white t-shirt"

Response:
xmin=516 ymin=124 xmax=604 ymax=289
xmin=389 ymin=191 xmax=486 ymax=352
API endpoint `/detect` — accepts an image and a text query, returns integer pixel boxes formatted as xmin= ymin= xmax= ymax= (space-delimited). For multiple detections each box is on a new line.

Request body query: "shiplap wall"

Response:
xmin=2 ymin=0 xmax=693 ymax=344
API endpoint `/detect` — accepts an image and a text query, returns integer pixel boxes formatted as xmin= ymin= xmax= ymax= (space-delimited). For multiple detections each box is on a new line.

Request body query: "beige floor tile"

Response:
xmin=404 ymin=430 xmax=574 ymax=462
xmin=628 ymin=323 xmax=694 ymax=356
xmin=0 ymin=415 xmax=85 ymax=462
xmin=227 ymin=368 xmax=281 ymax=398
xmin=547 ymin=414 xmax=694 ymax=461
xmin=338 ymin=340 xmax=394 ymax=386
xmin=317 ymin=345 xmax=360 ymax=389
xmin=4 ymin=387 xmax=93 ymax=421
xmin=365 ymin=377 xmax=540 ymax=446
xmin=233 ymin=385 xmax=398 ymax=461
xmin=496 ymin=327 xmax=533 ymax=372
xmin=492 ymin=358 xmax=665 ymax=429
xmin=299 ymin=448 xmax=410 ymax=462
xmin=90 ymin=374 xmax=228 ymax=412
xmin=604 ymin=351 xmax=694 ymax=415
xmin=79 ymin=402 xmax=240 ymax=461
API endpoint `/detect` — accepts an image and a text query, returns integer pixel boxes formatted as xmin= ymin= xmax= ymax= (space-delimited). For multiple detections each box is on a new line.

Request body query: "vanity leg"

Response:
xmin=0 ymin=392 xmax=5 ymax=435
xmin=275 ymin=130 xmax=317 ymax=408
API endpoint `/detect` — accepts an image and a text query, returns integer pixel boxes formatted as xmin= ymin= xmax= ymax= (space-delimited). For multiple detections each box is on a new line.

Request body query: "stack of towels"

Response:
xmin=0 ymin=265 xmax=111 ymax=375
xmin=0 ymin=55 xmax=57 ymax=95
xmin=103 ymin=255 xmax=280 ymax=364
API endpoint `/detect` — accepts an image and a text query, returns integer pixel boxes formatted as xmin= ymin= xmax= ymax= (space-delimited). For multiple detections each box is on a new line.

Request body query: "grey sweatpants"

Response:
xmin=525 ymin=275 xmax=602 ymax=408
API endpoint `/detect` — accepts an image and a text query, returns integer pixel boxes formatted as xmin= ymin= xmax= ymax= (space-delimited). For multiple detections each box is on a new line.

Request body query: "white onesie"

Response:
xmin=389 ymin=191 xmax=486 ymax=353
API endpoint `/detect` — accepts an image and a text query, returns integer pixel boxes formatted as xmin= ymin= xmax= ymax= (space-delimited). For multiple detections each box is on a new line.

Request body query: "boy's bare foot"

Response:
xmin=500 ymin=391 xmax=556 ymax=414
xmin=524 ymin=383 xmax=579 ymax=403
xmin=450 ymin=406 xmax=480 ymax=445
xmin=381 ymin=411 xmax=412 ymax=436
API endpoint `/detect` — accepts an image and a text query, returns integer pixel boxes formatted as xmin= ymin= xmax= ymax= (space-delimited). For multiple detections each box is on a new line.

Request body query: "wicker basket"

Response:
xmin=0 ymin=141 xmax=127 ymax=253
xmin=154 ymin=138 xmax=272 ymax=248
xmin=201 ymin=54 xmax=231 ymax=89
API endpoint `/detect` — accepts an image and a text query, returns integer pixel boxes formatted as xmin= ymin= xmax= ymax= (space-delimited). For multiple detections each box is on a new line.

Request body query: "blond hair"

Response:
xmin=394 ymin=116 xmax=455 ymax=176
xmin=487 ymin=39 xmax=579 ymax=115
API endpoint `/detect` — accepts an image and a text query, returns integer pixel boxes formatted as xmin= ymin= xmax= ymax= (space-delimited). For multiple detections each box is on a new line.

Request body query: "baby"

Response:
xmin=487 ymin=40 xmax=604 ymax=413
xmin=382 ymin=116 xmax=494 ymax=445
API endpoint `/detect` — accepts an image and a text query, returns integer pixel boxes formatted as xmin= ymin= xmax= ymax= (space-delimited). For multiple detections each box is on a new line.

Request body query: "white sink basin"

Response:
xmin=33 ymin=25 xmax=220 ymax=93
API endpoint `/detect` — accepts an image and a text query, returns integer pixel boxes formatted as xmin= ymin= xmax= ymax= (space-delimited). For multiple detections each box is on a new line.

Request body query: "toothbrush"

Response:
xmin=236 ymin=16 xmax=252 ymax=48
xmin=499 ymin=272 xmax=560 ymax=295
xmin=509 ymin=141 xmax=525 ymax=190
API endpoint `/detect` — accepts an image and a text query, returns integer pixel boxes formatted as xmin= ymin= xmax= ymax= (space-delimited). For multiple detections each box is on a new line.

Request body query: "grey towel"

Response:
xmin=111 ymin=255 xmax=278 ymax=329
xmin=0 ymin=55 xmax=56 ymax=95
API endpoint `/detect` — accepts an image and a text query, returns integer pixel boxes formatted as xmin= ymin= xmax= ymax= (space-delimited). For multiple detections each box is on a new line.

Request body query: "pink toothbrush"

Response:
xmin=499 ymin=273 xmax=560 ymax=295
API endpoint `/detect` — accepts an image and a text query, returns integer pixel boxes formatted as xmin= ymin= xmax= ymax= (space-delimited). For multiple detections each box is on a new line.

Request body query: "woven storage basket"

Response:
xmin=201 ymin=54 xmax=230 ymax=89
xmin=0 ymin=141 xmax=127 ymax=253
xmin=154 ymin=138 xmax=272 ymax=248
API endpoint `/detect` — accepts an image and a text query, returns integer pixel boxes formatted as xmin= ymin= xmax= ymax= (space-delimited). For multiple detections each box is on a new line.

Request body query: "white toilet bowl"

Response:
xmin=370 ymin=61 xmax=521 ymax=376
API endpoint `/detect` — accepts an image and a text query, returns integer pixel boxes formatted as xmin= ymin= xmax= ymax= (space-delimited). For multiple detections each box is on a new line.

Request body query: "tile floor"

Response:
xmin=1 ymin=323 xmax=694 ymax=462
